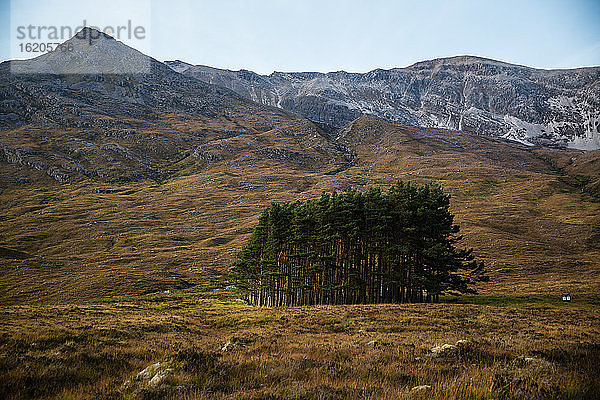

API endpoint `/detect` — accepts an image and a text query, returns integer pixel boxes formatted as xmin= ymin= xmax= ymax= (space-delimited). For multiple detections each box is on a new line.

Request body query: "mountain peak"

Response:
xmin=70 ymin=27 xmax=117 ymax=45
xmin=76 ymin=26 xmax=114 ymax=38
xmin=405 ymin=55 xmax=521 ymax=71
xmin=9 ymin=27 xmax=152 ymax=75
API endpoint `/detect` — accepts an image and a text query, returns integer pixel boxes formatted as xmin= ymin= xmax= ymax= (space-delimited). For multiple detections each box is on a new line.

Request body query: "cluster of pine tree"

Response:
xmin=231 ymin=181 xmax=485 ymax=306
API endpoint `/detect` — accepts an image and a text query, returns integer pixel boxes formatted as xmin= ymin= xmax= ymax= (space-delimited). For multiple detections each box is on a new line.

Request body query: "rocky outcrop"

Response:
xmin=172 ymin=56 xmax=600 ymax=150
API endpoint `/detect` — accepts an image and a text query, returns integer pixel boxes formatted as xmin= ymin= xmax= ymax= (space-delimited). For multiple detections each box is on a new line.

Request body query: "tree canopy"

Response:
xmin=230 ymin=181 xmax=485 ymax=306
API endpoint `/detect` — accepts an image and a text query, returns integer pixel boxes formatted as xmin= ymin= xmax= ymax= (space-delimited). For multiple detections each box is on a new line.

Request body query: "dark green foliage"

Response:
xmin=231 ymin=181 xmax=485 ymax=306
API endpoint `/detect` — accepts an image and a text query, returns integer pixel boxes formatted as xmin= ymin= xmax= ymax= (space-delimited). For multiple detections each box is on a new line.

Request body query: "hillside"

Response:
xmin=1 ymin=114 xmax=599 ymax=303
xmin=0 ymin=28 xmax=347 ymax=186
xmin=0 ymin=30 xmax=599 ymax=305
xmin=168 ymin=57 xmax=600 ymax=150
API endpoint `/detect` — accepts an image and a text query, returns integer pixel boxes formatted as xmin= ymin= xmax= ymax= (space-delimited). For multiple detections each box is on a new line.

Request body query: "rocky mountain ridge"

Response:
xmin=166 ymin=56 xmax=600 ymax=150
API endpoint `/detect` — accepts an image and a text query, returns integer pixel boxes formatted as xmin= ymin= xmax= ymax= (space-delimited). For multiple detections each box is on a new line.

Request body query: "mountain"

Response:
xmin=0 ymin=28 xmax=348 ymax=184
xmin=168 ymin=56 xmax=600 ymax=150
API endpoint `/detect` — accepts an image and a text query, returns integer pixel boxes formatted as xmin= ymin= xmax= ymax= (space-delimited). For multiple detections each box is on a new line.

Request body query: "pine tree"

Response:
xmin=230 ymin=181 xmax=485 ymax=306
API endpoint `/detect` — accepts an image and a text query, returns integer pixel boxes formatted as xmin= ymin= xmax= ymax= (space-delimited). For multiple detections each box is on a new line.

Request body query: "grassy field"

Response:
xmin=0 ymin=288 xmax=598 ymax=399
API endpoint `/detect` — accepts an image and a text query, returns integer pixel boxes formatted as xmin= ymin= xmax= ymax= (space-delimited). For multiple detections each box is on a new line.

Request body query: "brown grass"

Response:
xmin=0 ymin=289 xmax=598 ymax=399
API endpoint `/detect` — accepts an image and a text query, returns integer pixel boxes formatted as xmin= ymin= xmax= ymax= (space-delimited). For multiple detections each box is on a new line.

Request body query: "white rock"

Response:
xmin=412 ymin=385 xmax=432 ymax=391
xmin=137 ymin=362 xmax=163 ymax=380
xmin=148 ymin=368 xmax=173 ymax=387
xmin=221 ymin=341 xmax=233 ymax=351
xmin=431 ymin=343 xmax=457 ymax=356
xmin=221 ymin=340 xmax=248 ymax=352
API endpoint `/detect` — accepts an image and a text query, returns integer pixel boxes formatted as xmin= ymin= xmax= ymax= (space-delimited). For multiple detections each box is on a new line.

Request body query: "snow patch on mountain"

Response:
xmin=503 ymin=115 xmax=542 ymax=146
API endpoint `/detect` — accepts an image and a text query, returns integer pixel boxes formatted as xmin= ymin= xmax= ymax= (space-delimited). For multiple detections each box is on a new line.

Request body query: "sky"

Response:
xmin=1 ymin=0 xmax=599 ymax=74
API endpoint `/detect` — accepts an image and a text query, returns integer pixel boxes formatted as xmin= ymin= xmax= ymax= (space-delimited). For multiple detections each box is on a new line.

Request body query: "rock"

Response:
xmin=511 ymin=355 xmax=554 ymax=371
xmin=148 ymin=368 xmax=173 ymax=387
xmin=411 ymin=385 xmax=432 ymax=391
xmin=121 ymin=361 xmax=176 ymax=393
xmin=221 ymin=341 xmax=234 ymax=351
xmin=431 ymin=343 xmax=457 ymax=357
xmin=137 ymin=362 xmax=164 ymax=381
xmin=221 ymin=340 xmax=248 ymax=352
xmin=133 ymin=361 xmax=175 ymax=388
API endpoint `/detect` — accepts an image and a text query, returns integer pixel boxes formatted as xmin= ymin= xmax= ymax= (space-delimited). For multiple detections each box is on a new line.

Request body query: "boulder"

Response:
xmin=137 ymin=362 xmax=164 ymax=381
xmin=431 ymin=343 xmax=457 ymax=357
xmin=411 ymin=385 xmax=432 ymax=391
xmin=123 ymin=361 xmax=174 ymax=391
xmin=148 ymin=368 xmax=173 ymax=387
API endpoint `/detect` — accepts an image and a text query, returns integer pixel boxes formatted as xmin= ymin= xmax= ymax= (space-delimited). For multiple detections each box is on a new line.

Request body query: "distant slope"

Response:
xmin=168 ymin=56 xmax=600 ymax=150
xmin=1 ymin=115 xmax=599 ymax=304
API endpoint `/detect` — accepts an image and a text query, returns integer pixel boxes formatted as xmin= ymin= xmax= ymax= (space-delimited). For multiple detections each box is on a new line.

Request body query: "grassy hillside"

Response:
xmin=1 ymin=30 xmax=598 ymax=400
xmin=1 ymin=117 xmax=599 ymax=304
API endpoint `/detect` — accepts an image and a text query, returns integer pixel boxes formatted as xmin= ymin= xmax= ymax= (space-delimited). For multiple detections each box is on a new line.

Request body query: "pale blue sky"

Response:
xmin=1 ymin=0 xmax=599 ymax=74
